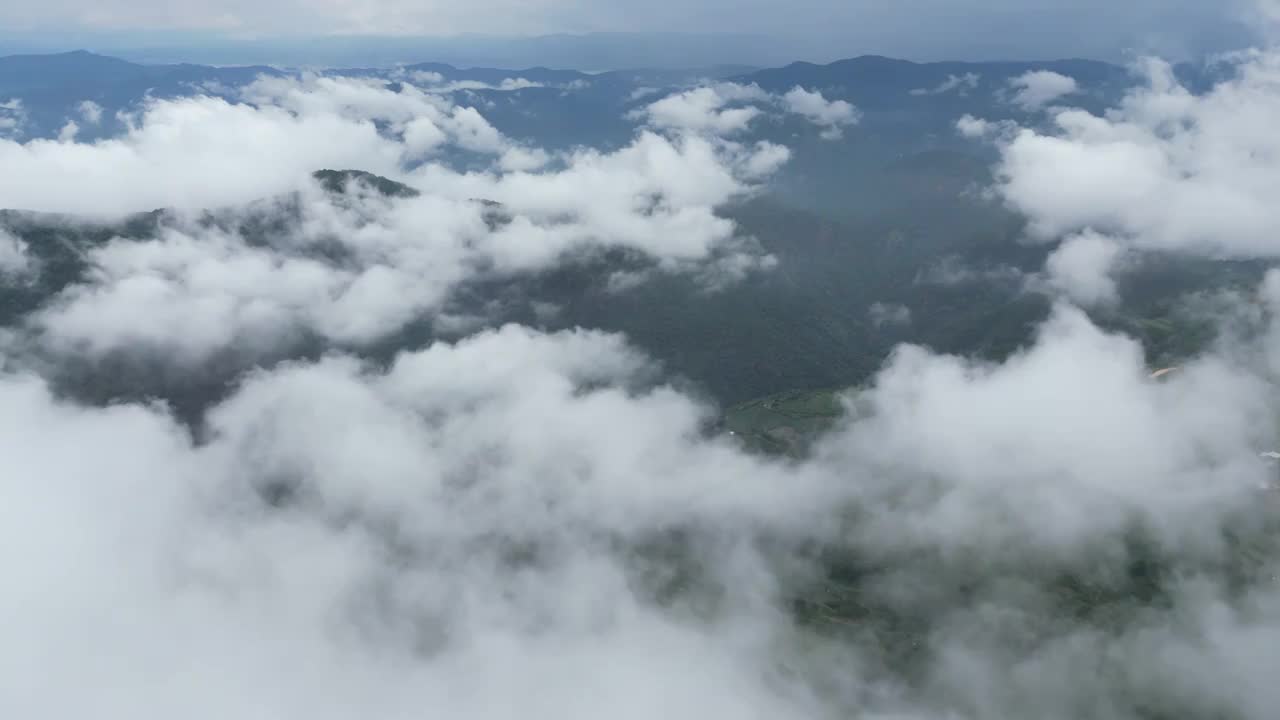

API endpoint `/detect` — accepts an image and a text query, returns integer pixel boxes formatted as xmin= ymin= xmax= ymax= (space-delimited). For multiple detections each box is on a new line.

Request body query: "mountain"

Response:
xmin=0 ymin=32 xmax=819 ymax=71
xmin=0 ymin=168 xmax=1261 ymax=430
xmin=0 ymin=49 xmax=1149 ymax=161
xmin=738 ymin=55 xmax=1129 ymax=104
xmin=0 ymin=50 xmax=283 ymax=140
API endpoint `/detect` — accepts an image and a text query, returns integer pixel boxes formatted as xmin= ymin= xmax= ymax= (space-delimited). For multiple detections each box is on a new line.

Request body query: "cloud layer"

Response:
xmin=966 ymin=45 xmax=1280 ymax=303
xmin=4 ymin=34 xmax=1280 ymax=720
xmin=2 ymin=73 xmax=804 ymax=365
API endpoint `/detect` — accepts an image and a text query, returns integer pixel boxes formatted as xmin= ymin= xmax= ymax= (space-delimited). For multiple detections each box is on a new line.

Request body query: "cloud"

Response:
xmin=0 ymin=94 xmax=400 ymax=215
xmin=0 ymin=75 xmax=562 ymax=215
xmin=55 ymin=120 xmax=80 ymax=142
xmin=868 ymin=301 xmax=912 ymax=327
xmin=911 ymin=72 xmax=982 ymax=96
xmin=402 ymin=71 xmax=548 ymax=93
xmin=917 ymin=255 xmax=1028 ymax=286
xmin=1041 ymin=230 xmax=1125 ymax=306
xmin=633 ymin=84 xmax=769 ymax=135
xmin=1008 ymin=70 xmax=1079 ymax=110
xmin=0 ymin=228 xmax=32 ymax=277
xmin=78 ymin=100 xmax=104 ymax=125
xmin=781 ymin=86 xmax=860 ymax=139
xmin=6 ymin=28 xmax=1280 ymax=720
xmin=0 ymin=98 xmax=26 ymax=138
xmin=981 ymin=50 xmax=1280 ymax=261
xmin=628 ymin=86 xmax=662 ymax=102
xmin=0 ymin=326 xmax=842 ymax=719
xmin=29 ymin=196 xmax=479 ymax=360
xmin=4 ymin=78 xmax=788 ymax=366
xmin=5 ymin=287 xmax=1280 ymax=718
xmin=635 ymin=84 xmax=861 ymax=141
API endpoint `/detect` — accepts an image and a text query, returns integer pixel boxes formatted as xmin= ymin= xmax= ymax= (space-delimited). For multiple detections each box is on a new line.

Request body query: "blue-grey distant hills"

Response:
xmin=0 ymin=49 xmax=1133 ymax=137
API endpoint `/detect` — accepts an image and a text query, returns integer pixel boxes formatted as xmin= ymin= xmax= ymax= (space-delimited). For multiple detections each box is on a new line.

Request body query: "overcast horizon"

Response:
xmin=2 ymin=0 xmax=1276 ymax=68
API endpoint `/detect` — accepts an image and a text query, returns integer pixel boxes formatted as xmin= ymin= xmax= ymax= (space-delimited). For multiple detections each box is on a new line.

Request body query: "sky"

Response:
xmin=0 ymin=0 xmax=1271 ymax=64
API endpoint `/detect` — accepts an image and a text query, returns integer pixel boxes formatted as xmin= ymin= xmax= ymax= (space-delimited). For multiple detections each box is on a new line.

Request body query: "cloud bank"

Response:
xmin=964 ymin=45 xmax=1280 ymax=303
xmin=1 ymin=75 xmax=801 ymax=366
xmin=3 ymin=36 xmax=1280 ymax=720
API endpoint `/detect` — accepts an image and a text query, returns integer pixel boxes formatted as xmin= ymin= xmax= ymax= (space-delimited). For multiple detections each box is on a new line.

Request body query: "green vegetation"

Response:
xmin=313 ymin=169 xmax=421 ymax=198
xmin=723 ymin=387 xmax=849 ymax=455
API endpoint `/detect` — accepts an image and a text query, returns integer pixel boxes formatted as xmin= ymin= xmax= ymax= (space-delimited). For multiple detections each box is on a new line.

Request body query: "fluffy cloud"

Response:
xmin=29 ymin=195 xmax=478 ymax=360
xmin=782 ymin=86 xmax=860 ymax=139
xmin=426 ymin=77 xmax=546 ymax=93
xmin=77 ymin=100 xmax=104 ymax=125
xmin=1042 ymin=230 xmax=1125 ymax=306
xmin=1008 ymin=70 xmax=1079 ymax=110
xmin=5 ymin=32 xmax=1280 ymax=720
xmin=987 ymin=51 xmax=1280 ymax=259
xmin=5 ymin=287 xmax=1280 ymax=719
xmin=0 ymin=75 xmax=554 ymax=216
xmin=636 ymin=84 xmax=860 ymax=141
xmin=633 ymin=83 xmax=769 ymax=135
xmin=4 ymin=77 xmax=788 ymax=365
xmin=0 ymin=94 xmax=400 ymax=214
xmin=0 ymin=326 xmax=840 ymax=719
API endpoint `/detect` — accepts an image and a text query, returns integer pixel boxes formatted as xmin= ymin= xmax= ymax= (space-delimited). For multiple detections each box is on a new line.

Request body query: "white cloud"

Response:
xmin=1042 ymin=230 xmax=1125 ymax=306
xmin=497 ymin=145 xmax=551 ymax=171
xmin=628 ymin=86 xmax=662 ymax=102
xmin=782 ymin=86 xmax=860 ymax=139
xmin=911 ymin=72 xmax=981 ymax=96
xmin=982 ymin=51 xmax=1280 ymax=262
xmin=7 ymin=77 xmax=788 ymax=365
xmin=738 ymin=140 xmax=791 ymax=178
xmin=56 ymin=120 xmax=80 ymax=143
xmin=0 ymin=94 xmax=400 ymax=214
xmin=402 ymin=115 xmax=448 ymax=157
xmin=405 ymin=72 xmax=547 ymax=93
xmin=1008 ymin=70 xmax=1079 ymax=110
xmin=635 ymin=84 xmax=860 ymax=141
xmin=0 ymin=98 xmax=26 ymax=138
xmin=5 ymin=291 xmax=1280 ymax=719
xmin=7 ymin=38 xmax=1280 ymax=720
xmin=0 ymin=228 xmax=32 ymax=277
xmin=0 ymin=325 xmax=840 ymax=719
xmin=956 ymin=114 xmax=993 ymax=137
xmin=0 ymin=75 xmax=563 ymax=216
xmin=78 ymin=100 xmax=104 ymax=125
xmin=634 ymin=84 xmax=768 ymax=135
xmin=30 ymin=200 xmax=477 ymax=360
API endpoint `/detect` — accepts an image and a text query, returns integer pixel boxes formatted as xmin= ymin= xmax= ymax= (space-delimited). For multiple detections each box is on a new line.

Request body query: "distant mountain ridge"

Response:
xmin=0 ymin=49 xmax=279 ymax=91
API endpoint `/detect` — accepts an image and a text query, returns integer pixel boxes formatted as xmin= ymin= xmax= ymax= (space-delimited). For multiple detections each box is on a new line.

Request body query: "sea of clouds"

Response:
xmin=2 ymin=29 xmax=1280 ymax=719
